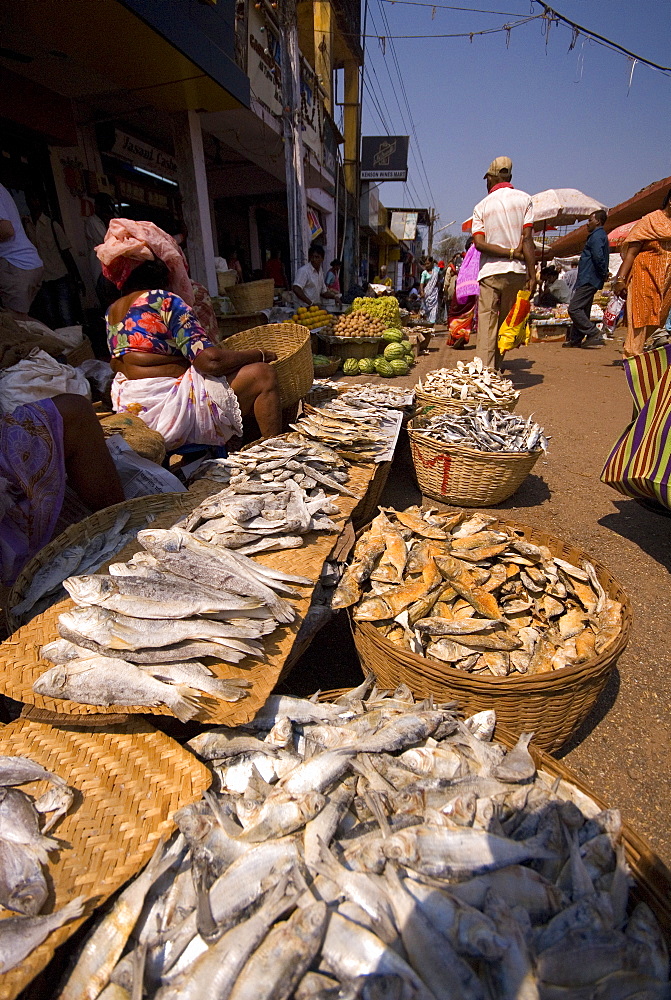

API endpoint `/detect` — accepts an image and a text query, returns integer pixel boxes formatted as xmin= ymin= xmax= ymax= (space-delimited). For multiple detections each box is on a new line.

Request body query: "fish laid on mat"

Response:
xmin=69 ymin=687 xmax=670 ymax=1000
xmin=415 ymin=406 xmax=549 ymax=454
xmin=417 ymin=357 xmax=519 ymax=406
xmin=63 ymin=574 xmax=265 ymax=619
xmin=0 ymin=895 xmax=85 ymax=973
xmin=337 ymin=385 xmax=414 ymax=411
xmin=333 ymin=507 xmax=624 ymax=678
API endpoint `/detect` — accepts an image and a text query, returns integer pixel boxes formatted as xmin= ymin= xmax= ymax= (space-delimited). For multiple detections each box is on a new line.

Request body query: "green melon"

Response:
xmin=342 ymin=358 xmax=359 ymax=375
xmin=312 ymin=355 xmax=330 ymax=366
xmin=383 ymin=342 xmax=406 ymax=361
xmin=358 ymin=358 xmax=376 ymax=374
xmin=374 ymin=357 xmax=394 ymax=377
xmin=401 ymin=340 xmax=413 ymax=354
xmin=390 ymin=359 xmax=409 ymax=376
xmin=381 ymin=328 xmax=403 ymax=343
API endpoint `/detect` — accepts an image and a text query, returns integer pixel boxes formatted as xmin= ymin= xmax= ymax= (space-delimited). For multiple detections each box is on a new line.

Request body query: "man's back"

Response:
xmin=472 ymin=186 xmax=533 ymax=280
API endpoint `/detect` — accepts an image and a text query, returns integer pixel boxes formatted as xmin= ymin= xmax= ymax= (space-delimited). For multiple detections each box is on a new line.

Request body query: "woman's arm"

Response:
xmin=193 ymin=345 xmax=277 ymax=376
xmin=612 ymin=243 xmax=642 ymax=295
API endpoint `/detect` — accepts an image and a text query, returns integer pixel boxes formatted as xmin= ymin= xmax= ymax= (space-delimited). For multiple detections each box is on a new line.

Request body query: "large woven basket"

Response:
xmin=318 ymin=686 xmax=671 ymax=945
xmin=408 ymin=416 xmax=542 ymax=506
xmin=216 ymin=269 xmax=238 ymax=293
xmin=0 ymin=717 xmax=209 ymax=1000
xmin=6 ymin=492 xmax=190 ymax=633
xmin=414 ymin=386 xmax=518 ymax=416
xmin=351 ymin=519 xmax=632 ymax=754
xmin=224 ymin=323 xmax=313 ymax=410
xmin=216 ymin=312 xmax=268 ymax=340
xmin=313 ymin=357 xmax=342 ymax=378
xmin=227 ymin=278 xmax=275 ymax=313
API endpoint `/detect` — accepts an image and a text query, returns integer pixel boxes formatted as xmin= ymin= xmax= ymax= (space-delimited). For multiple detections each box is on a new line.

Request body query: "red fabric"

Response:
xmin=489 ymin=182 xmax=514 ymax=192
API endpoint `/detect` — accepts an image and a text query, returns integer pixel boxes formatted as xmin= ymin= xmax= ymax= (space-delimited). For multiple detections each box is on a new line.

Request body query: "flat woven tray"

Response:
xmin=6 ymin=493 xmax=192 ymax=634
xmin=0 ymin=717 xmax=210 ymax=1000
xmin=351 ymin=519 xmax=632 ymax=754
xmin=408 ymin=416 xmax=541 ymax=507
xmin=0 ymin=467 xmax=379 ymax=725
xmin=319 ymin=688 xmax=671 ymax=946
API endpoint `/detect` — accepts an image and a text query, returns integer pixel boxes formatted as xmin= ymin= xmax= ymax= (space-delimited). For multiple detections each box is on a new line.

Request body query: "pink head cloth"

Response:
xmin=95 ymin=218 xmax=194 ymax=306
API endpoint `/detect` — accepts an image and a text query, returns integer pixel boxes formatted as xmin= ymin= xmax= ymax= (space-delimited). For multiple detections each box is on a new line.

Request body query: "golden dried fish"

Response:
xmin=559 ymin=607 xmax=587 ymax=640
xmin=527 ymin=636 xmax=556 ymax=674
xmin=451 ymin=543 xmax=510 ymax=563
xmin=391 ymin=509 xmax=447 ymax=540
xmin=436 ymin=555 xmax=505 ymax=622
xmin=481 ymin=651 xmax=510 ymax=676
xmin=415 ymin=617 xmax=502 ymax=636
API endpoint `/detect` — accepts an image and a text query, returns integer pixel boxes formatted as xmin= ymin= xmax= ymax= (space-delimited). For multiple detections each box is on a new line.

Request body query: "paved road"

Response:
xmin=289 ymin=330 xmax=671 ymax=866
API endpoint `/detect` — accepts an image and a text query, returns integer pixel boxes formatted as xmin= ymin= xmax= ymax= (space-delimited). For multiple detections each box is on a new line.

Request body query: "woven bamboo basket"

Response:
xmin=227 ymin=278 xmax=275 ymax=313
xmin=350 ymin=519 xmax=632 ymax=754
xmin=312 ymin=357 xmax=342 ymax=378
xmin=223 ymin=323 xmax=313 ymax=410
xmin=216 ymin=269 xmax=238 ymax=293
xmin=6 ymin=492 xmax=190 ymax=633
xmin=414 ymin=386 xmax=518 ymax=416
xmin=319 ymin=336 xmax=381 ymax=361
xmin=318 ymin=686 xmax=671 ymax=945
xmin=408 ymin=416 xmax=542 ymax=507
xmin=64 ymin=335 xmax=95 ymax=367
xmin=216 ymin=312 xmax=268 ymax=340
xmin=0 ymin=717 xmax=210 ymax=1000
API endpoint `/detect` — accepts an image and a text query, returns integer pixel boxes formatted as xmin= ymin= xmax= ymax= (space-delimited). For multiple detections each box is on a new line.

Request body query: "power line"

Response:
xmin=362 ymin=14 xmax=541 ymax=37
xmin=380 ymin=0 xmax=526 ymax=13
xmin=366 ymin=5 xmax=434 ymax=206
xmin=361 ymin=70 xmax=427 ymax=207
xmin=532 ymin=2 xmax=671 ymax=75
xmin=376 ymin=0 xmax=437 ymax=206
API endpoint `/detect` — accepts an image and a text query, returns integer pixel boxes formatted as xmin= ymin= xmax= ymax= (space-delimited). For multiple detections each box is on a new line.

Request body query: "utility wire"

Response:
xmin=532 ymin=2 xmax=671 ymax=75
xmin=381 ymin=0 xmax=526 ymax=13
xmin=361 ymin=14 xmax=541 ymax=37
xmin=376 ymin=0 xmax=438 ymax=207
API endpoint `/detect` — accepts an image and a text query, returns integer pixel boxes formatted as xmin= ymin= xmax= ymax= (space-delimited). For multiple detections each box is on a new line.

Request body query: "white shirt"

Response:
xmin=471 ymin=185 xmax=534 ymax=281
xmin=0 ymin=184 xmax=42 ymax=270
xmin=24 ymin=215 xmax=69 ymax=282
xmin=293 ymin=262 xmax=326 ymax=304
xmin=563 ymin=267 xmax=578 ymax=293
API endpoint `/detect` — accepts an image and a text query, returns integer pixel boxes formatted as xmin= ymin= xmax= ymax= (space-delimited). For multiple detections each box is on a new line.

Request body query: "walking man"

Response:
xmin=471 ymin=157 xmax=536 ymax=370
xmin=564 ymin=210 xmax=609 ymax=348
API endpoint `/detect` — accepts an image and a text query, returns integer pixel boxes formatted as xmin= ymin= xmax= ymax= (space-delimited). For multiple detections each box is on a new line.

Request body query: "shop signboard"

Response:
xmin=361 ymin=136 xmax=409 ymax=181
xmin=247 ymin=5 xmax=282 ymax=117
xmin=360 ymin=181 xmax=381 ymax=232
xmin=390 ymin=210 xmax=418 ymax=241
xmin=110 ymin=130 xmax=177 ymax=181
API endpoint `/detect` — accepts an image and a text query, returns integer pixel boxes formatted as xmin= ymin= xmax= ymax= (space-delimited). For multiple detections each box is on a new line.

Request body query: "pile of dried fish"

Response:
xmin=338 ymin=385 xmax=414 ymax=411
xmin=418 ymin=358 xmax=519 ymax=406
xmin=415 ymin=406 xmax=549 ymax=454
xmin=58 ymin=685 xmax=669 ymax=1000
xmin=11 ymin=511 xmax=155 ymax=621
xmin=34 ymin=528 xmax=313 ymax=719
xmin=292 ymin=399 xmax=399 ymax=462
xmin=334 ymin=508 xmax=623 ymax=677
xmin=0 ymin=754 xmax=84 ymax=973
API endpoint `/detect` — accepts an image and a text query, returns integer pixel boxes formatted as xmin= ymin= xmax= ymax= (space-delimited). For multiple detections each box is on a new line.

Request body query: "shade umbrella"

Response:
xmin=608 ymin=220 xmax=637 ymax=248
xmin=531 ymin=188 xmax=607 ymax=262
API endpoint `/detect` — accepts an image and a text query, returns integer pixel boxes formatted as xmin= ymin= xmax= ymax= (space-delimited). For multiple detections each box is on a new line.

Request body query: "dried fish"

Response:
xmin=416 ymin=405 xmax=548 ymax=454
xmin=418 ymin=358 xmax=520 ymax=406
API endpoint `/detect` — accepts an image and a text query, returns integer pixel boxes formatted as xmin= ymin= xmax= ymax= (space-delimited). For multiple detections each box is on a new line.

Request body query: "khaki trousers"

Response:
xmin=477 ymin=272 xmax=527 ymax=370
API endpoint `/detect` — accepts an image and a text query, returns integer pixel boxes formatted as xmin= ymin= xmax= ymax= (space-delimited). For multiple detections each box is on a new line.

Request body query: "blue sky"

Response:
xmin=358 ymin=0 xmax=671 ymax=239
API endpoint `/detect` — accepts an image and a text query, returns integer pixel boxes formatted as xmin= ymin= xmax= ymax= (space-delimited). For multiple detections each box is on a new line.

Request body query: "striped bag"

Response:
xmin=601 ymin=345 xmax=671 ymax=507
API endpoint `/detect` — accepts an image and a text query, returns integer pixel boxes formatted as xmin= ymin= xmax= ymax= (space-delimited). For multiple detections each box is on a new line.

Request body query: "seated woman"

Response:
xmin=96 ymin=220 xmax=282 ymax=450
xmin=0 ymin=394 xmax=124 ymax=584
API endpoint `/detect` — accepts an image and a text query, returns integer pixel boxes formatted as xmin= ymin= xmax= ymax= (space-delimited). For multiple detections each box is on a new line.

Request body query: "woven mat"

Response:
xmin=0 ymin=717 xmax=210 ymax=1000
xmin=0 ymin=464 xmax=376 ymax=726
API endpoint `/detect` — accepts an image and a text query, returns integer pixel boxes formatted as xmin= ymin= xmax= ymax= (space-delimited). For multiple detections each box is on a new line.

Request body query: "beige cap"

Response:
xmin=484 ymin=156 xmax=513 ymax=179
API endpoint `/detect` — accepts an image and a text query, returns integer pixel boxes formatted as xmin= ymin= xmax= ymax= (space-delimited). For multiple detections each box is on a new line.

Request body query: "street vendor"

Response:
xmin=0 ymin=394 xmax=124 ymax=584
xmin=372 ymin=264 xmax=393 ymax=289
xmin=97 ymin=219 xmax=282 ymax=450
xmin=292 ymin=244 xmax=339 ymax=306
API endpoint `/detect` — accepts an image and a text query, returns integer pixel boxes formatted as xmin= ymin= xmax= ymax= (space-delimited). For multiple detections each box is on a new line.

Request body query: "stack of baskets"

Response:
xmin=350 ymin=519 xmax=632 ymax=753
xmin=223 ymin=323 xmax=313 ymax=409
xmin=414 ymin=385 xmax=518 ymax=417
xmin=408 ymin=413 xmax=542 ymax=506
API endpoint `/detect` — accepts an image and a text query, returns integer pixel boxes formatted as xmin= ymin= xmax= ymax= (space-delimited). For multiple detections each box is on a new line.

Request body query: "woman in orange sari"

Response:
xmin=613 ymin=188 xmax=671 ymax=357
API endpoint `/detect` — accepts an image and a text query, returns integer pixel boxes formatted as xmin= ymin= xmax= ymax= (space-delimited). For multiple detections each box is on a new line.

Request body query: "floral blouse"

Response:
xmin=106 ymin=289 xmax=213 ymax=361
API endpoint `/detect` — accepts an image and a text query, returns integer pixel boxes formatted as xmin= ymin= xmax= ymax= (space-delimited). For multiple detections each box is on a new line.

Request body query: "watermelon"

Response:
xmin=312 ymin=355 xmax=331 ymax=366
xmin=401 ymin=340 xmax=413 ymax=354
xmin=390 ymin=359 xmax=409 ymax=376
xmin=381 ymin=328 xmax=403 ymax=343
xmin=358 ymin=358 xmax=375 ymax=374
xmin=384 ymin=342 xmax=406 ymax=361
xmin=374 ymin=357 xmax=394 ymax=377
xmin=342 ymin=358 xmax=359 ymax=375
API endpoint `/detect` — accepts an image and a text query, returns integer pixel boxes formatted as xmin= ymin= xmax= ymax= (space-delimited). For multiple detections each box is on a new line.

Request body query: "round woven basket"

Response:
xmin=350 ymin=519 xmax=632 ymax=754
xmin=318 ymin=686 xmax=671 ymax=946
xmin=6 ymin=492 xmax=190 ymax=633
xmin=408 ymin=416 xmax=542 ymax=506
xmin=313 ymin=357 xmax=342 ymax=378
xmin=414 ymin=386 xmax=518 ymax=416
xmin=224 ymin=323 xmax=314 ymax=409
xmin=227 ymin=278 xmax=275 ymax=313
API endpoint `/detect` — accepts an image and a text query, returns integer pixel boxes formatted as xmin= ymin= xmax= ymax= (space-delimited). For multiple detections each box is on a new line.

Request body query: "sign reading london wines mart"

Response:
xmin=361 ymin=136 xmax=409 ymax=181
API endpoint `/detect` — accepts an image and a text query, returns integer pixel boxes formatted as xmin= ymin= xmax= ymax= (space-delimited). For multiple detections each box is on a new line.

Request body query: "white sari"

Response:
xmin=111 ymin=368 xmax=243 ymax=451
